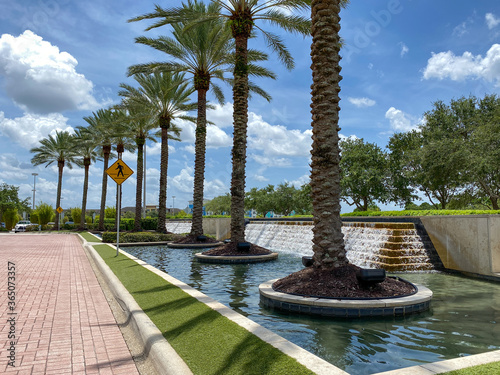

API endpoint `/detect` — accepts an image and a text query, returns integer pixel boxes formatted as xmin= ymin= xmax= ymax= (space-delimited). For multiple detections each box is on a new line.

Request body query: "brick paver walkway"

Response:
xmin=0 ymin=233 xmax=139 ymax=374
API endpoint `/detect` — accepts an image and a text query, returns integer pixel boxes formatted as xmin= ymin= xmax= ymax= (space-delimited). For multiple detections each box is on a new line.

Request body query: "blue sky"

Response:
xmin=0 ymin=0 xmax=499 ymax=214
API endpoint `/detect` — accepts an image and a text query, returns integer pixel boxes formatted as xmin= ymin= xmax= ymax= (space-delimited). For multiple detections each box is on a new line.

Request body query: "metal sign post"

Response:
xmin=106 ymin=160 xmax=134 ymax=257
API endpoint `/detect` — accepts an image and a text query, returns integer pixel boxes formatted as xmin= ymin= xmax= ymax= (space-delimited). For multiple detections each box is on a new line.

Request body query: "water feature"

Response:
xmin=245 ymin=221 xmax=440 ymax=271
xmin=166 ymin=220 xmax=192 ymax=234
xmin=124 ymin=245 xmax=500 ymax=375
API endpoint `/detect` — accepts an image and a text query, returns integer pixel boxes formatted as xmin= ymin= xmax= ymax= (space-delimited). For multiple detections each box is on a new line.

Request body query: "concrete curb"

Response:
xmin=80 ymin=236 xmax=193 ymax=375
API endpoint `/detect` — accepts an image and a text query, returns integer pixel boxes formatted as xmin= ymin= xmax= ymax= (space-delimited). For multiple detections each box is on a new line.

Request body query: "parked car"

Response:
xmin=14 ymin=220 xmax=32 ymax=233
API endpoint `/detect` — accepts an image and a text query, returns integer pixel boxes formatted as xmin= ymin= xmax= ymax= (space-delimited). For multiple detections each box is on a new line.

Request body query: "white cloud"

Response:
xmin=0 ymin=111 xmax=74 ymax=149
xmin=0 ymin=30 xmax=106 ymax=113
xmin=348 ymin=97 xmax=376 ymax=107
xmin=385 ymin=107 xmax=419 ymax=132
xmin=178 ymin=120 xmax=232 ymax=149
xmin=249 ymin=155 xmax=292 ymax=167
xmin=286 ymin=174 xmax=310 ymax=188
xmin=422 ymin=44 xmax=500 ymax=85
xmin=247 ymin=113 xmax=312 ymax=158
xmin=169 ymin=166 xmax=228 ymax=198
xmin=399 ymin=42 xmax=409 ymax=57
xmin=486 ymin=13 xmax=500 ymax=29
xmin=453 ymin=21 xmax=469 ymax=37
xmin=207 ymin=102 xmax=233 ymax=128
xmin=253 ymin=174 xmax=269 ymax=182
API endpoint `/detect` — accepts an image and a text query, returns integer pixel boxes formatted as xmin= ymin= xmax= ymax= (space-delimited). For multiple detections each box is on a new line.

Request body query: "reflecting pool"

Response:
xmin=124 ymin=246 xmax=500 ymax=374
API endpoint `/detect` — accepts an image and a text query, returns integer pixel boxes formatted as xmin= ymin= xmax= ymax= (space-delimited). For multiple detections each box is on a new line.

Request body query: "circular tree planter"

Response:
xmin=168 ymin=241 xmax=224 ymax=249
xmin=259 ymin=278 xmax=432 ymax=318
xmin=195 ymin=252 xmax=278 ymax=264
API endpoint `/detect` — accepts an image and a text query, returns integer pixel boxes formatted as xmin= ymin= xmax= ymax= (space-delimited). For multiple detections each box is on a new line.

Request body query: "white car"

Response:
xmin=14 ymin=220 xmax=33 ymax=233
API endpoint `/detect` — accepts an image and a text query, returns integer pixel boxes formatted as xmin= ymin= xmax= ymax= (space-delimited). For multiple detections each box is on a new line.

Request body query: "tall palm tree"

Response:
xmin=130 ymin=0 xmax=310 ymax=244
xmin=310 ymin=0 xmax=349 ymax=269
xmin=129 ymin=0 xmax=275 ymax=238
xmin=83 ymin=109 xmax=117 ymax=231
xmin=120 ymin=72 xmax=196 ymax=232
xmin=30 ymin=131 xmax=78 ymax=230
xmin=116 ymin=102 xmax=158 ymax=232
xmin=74 ymin=127 xmax=102 ymax=230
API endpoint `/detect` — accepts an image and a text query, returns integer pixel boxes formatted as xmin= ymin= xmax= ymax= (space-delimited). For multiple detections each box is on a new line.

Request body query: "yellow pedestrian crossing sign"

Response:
xmin=56 ymin=206 xmax=63 ymax=214
xmin=107 ymin=160 xmax=134 ymax=185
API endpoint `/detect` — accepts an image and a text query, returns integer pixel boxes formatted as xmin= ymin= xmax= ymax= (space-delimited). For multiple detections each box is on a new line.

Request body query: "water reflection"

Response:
xmin=124 ymin=245 xmax=500 ymax=375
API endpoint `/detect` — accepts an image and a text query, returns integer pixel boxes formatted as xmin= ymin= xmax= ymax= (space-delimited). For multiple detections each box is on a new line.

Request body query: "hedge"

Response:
xmin=101 ymin=231 xmax=179 ymax=243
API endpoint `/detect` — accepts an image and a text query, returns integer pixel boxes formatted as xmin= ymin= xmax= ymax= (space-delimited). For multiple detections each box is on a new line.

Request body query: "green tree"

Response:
xmin=74 ymin=127 xmax=102 ymax=229
xmin=83 ymin=109 xmax=117 ymax=231
xmin=121 ymin=72 xmax=195 ymax=232
xmin=30 ymin=131 xmax=78 ymax=230
xmin=3 ymin=208 xmax=19 ymax=230
xmin=116 ymin=103 xmax=158 ymax=231
xmin=130 ymin=0 xmax=310 ymax=244
xmin=0 ymin=184 xmax=29 ymax=223
xmin=205 ymin=193 xmax=231 ymax=215
xmin=340 ymin=138 xmax=390 ymax=211
xmin=309 ymin=0 xmax=349 ymax=269
xmin=33 ymin=202 xmax=55 ymax=225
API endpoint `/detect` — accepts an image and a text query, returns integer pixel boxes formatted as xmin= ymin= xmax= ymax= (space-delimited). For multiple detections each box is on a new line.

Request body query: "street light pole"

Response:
xmin=172 ymin=196 xmax=176 ymax=213
xmin=32 ymin=173 xmax=38 ymax=210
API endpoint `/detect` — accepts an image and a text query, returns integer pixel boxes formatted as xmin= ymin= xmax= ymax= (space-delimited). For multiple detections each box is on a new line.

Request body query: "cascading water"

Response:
xmin=245 ymin=221 xmax=439 ymax=271
xmin=166 ymin=221 xmax=192 ymax=234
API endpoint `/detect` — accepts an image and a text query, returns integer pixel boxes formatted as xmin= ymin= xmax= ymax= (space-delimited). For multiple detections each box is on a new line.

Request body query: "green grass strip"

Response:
xmin=93 ymin=244 xmax=315 ymax=375
xmin=441 ymin=361 xmax=500 ymax=375
xmin=80 ymin=232 xmax=101 ymax=242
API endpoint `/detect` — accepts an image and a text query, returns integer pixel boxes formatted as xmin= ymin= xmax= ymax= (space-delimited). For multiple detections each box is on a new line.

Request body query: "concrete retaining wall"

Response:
xmin=420 ymin=215 xmax=500 ymax=276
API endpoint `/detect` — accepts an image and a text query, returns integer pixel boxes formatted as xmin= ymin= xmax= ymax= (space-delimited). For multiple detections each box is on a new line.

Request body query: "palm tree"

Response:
xmin=130 ymin=0 xmax=308 ymax=245
xmin=129 ymin=0 xmax=233 ymax=238
xmin=309 ymin=0 xmax=349 ymax=269
xmin=83 ymin=109 xmax=117 ymax=231
xmin=30 ymin=131 xmax=78 ymax=230
xmin=73 ymin=127 xmax=102 ymax=230
xmin=120 ymin=72 xmax=196 ymax=232
xmin=116 ymin=102 xmax=158 ymax=232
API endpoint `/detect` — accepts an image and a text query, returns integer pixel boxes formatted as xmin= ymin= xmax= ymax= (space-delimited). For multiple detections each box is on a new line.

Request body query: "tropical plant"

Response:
xmin=30 ymin=131 xmax=78 ymax=230
xmin=0 ymin=183 xmax=30 ymax=223
xmin=309 ymin=0 xmax=349 ymax=269
xmin=83 ymin=109 xmax=117 ymax=231
xmin=119 ymin=71 xmax=195 ymax=232
xmin=3 ymin=208 xmax=19 ymax=230
xmin=115 ymin=100 xmax=158 ymax=231
xmin=33 ymin=202 xmax=55 ymax=225
xmin=129 ymin=0 xmax=310 ymax=244
xmin=74 ymin=127 xmax=102 ymax=229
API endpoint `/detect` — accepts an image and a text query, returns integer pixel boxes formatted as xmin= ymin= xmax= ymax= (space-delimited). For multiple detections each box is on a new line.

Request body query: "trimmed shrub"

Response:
xmin=140 ymin=217 xmax=157 ymax=230
xmin=102 ymin=231 xmax=179 ymax=243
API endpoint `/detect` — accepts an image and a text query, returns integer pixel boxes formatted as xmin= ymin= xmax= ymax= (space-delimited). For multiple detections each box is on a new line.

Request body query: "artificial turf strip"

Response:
xmin=79 ymin=232 xmax=101 ymax=242
xmin=93 ymin=244 xmax=316 ymax=375
xmin=442 ymin=361 xmax=500 ymax=375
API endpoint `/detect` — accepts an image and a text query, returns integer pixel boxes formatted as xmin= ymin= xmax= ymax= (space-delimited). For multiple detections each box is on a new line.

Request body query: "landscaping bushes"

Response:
xmin=101 ymin=231 xmax=179 ymax=243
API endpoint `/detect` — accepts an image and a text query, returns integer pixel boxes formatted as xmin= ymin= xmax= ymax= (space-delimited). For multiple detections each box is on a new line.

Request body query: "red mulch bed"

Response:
xmin=273 ymin=264 xmax=416 ymax=299
xmin=173 ymin=234 xmax=220 ymax=244
xmin=202 ymin=242 xmax=273 ymax=256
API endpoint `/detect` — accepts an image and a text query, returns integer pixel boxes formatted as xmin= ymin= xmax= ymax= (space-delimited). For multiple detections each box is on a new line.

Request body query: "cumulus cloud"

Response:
xmin=399 ymin=42 xmax=409 ymax=57
xmin=422 ymin=44 xmax=500 ymax=85
xmin=178 ymin=120 xmax=232 ymax=149
xmin=0 ymin=111 xmax=74 ymax=149
xmin=348 ymin=97 xmax=376 ymax=107
xmin=247 ymin=112 xmax=312 ymax=158
xmin=0 ymin=30 xmax=105 ymax=113
xmin=385 ymin=107 xmax=419 ymax=132
xmin=486 ymin=13 xmax=500 ymax=29
xmin=169 ymin=166 xmax=228 ymax=198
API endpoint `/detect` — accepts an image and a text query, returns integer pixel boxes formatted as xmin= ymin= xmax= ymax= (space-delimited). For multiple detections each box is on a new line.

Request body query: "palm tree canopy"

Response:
xmin=73 ymin=127 xmax=103 ymax=167
xmin=30 ymin=131 xmax=78 ymax=169
xmin=118 ymin=71 xmax=197 ymax=130
xmin=129 ymin=0 xmax=311 ymax=70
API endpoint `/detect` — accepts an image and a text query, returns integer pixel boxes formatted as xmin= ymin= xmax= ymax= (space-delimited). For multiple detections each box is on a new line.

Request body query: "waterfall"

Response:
xmin=166 ymin=221 xmax=192 ymax=234
xmin=245 ymin=221 xmax=438 ymax=271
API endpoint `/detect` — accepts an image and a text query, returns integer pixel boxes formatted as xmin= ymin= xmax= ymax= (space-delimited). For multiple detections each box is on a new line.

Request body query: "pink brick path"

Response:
xmin=0 ymin=234 xmax=139 ymax=374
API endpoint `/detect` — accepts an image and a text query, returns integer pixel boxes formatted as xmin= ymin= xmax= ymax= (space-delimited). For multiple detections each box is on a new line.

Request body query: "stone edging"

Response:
xmin=259 ymin=279 xmax=432 ymax=318
xmin=79 ymin=236 xmax=193 ymax=375
xmin=194 ymin=252 xmax=279 ymax=264
xmin=167 ymin=241 xmax=224 ymax=249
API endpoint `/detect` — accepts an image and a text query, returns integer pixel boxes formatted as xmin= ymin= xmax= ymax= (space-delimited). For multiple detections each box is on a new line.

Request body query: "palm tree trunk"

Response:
xmin=191 ymin=88 xmax=208 ymax=237
xmin=55 ymin=161 xmax=64 ymax=230
xmin=134 ymin=138 xmax=145 ymax=232
xmin=99 ymin=145 xmax=111 ymax=231
xmin=157 ymin=124 xmax=170 ymax=233
xmin=230 ymin=33 xmax=250 ymax=244
xmin=80 ymin=160 xmax=90 ymax=230
xmin=310 ymin=0 xmax=347 ymax=270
